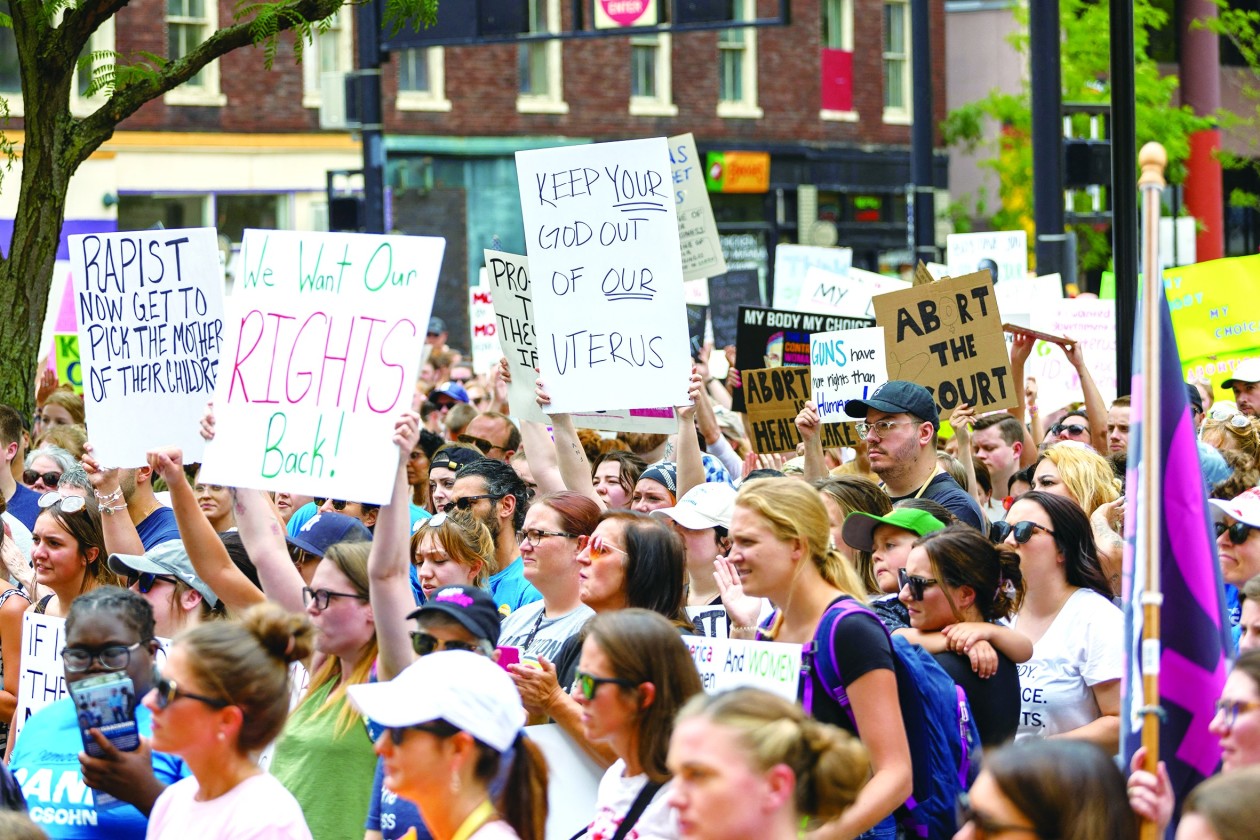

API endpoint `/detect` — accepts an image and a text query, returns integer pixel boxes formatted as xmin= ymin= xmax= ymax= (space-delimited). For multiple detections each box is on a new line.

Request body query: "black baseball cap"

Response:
xmin=431 ymin=445 xmax=484 ymax=473
xmin=408 ymin=585 xmax=502 ymax=646
xmin=843 ymin=380 xmax=940 ymax=431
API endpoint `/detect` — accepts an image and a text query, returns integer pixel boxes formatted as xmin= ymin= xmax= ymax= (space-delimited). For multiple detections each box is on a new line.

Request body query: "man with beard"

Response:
xmin=447 ymin=459 xmax=541 ymax=615
xmin=844 ymin=381 xmax=984 ymax=530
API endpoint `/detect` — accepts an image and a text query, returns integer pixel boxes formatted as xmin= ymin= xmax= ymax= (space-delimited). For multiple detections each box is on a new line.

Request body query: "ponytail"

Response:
xmin=797 ymin=717 xmax=872 ymax=824
xmin=491 ymin=735 xmax=549 ymax=840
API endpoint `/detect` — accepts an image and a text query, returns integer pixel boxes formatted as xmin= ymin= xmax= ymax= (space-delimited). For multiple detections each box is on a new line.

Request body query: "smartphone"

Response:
xmin=496 ymin=646 xmax=521 ymax=670
xmin=67 ymin=672 xmax=140 ymax=810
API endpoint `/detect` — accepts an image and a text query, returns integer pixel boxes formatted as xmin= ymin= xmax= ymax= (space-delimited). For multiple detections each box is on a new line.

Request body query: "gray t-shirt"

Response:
xmin=498 ymin=601 xmax=593 ymax=665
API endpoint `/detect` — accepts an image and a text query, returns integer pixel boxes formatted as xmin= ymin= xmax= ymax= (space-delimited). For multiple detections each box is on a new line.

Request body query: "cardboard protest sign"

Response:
xmin=708 ymin=270 xmax=762 ymax=348
xmin=809 ymin=327 xmax=888 ymax=424
xmin=516 ymin=137 xmax=691 ymax=413
xmin=772 ymin=244 xmax=852 ymax=311
xmin=1025 ymin=299 xmax=1118 ymax=413
xmin=732 ymin=306 xmax=874 ymax=412
xmin=742 ymin=366 xmax=862 ymax=454
xmin=483 ymin=250 xmax=548 ymax=426
xmin=53 ymin=333 xmax=84 ymax=394
xmin=200 ymin=229 xmax=444 ymax=504
xmin=669 ymin=133 xmax=727 ymax=282
xmin=801 ymin=266 xmax=910 ymax=320
xmin=69 ymin=228 xmax=225 ymax=467
xmin=946 ymin=229 xmax=1028 ymax=284
xmin=871 ymin=271 xmax=1016 ymax=416
xmin=469 ymin=270 xmax=502 ymax=376
xmin=682 ymin=635 xmax=802 ymax=701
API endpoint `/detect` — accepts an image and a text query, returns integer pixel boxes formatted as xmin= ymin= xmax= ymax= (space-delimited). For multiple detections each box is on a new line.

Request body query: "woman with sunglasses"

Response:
xmin=1003 ymin=491 xmax=1121 ymax=751
xmin=1210 ymin=490 xmax=1260 ymax=648
xmin=143 ymin=602 xmax=314 ymax=839
xmin=10 ymin=587 xmax=189 ymax=837
xmin=428 ymin=445 xmax=485 ymax=515
xmin=22 ymin=444 xmax=75 ymax=495
xmin=1032 ymin=443 xmax=1124 ymax=592
xmin=107 ymin=540 xmax=224 ymax=638
xmin=30 ymin=493 xmax=114 ymax=617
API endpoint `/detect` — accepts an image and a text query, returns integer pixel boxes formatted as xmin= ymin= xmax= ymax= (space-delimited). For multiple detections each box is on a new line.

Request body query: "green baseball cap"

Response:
xmin=841 ymin=508 xmax=945 ymax=553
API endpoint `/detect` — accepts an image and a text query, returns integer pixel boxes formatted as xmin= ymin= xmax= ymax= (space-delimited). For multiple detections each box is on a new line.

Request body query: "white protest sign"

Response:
xmin=70 ymin=228 xmax=225 ymax=467
xmin=484 ymin=250 xmax=549 ymax=426
xmin=809 ymin=327 xmax=888 ymax=424
xmin=802 ymin=266 xmax=909 ymax=320
xmin=687 ymin=604 xmax=729 ymax=639
xmin=684 ymin=278 xmax=710 ymax=305
xmin=772 ymin=244 xmax=852 ymax=311
xmin=681 ymin=635 xmax=802 ymax=700
xmin=1025 ymin=298 xmax=1117 ymax=413
xmin=994 ymin=273 xmax=1064 ymax=328
xmin=570 ymin=408 xmax=676 ymax=434
xmin=527 ymin=724 xmax=604 ymax=840
xmin=200 ymin=229 xmax=444 ymax=504
xmin=517 ymin=138 xmax=691 ymax=413
xmin=469 ymin=269 xmax=503 ymax=376
xmin=946 ymin=230 xmax=1028 ymax=284
xmin=670 ymin=132 xmax=727 ymax=282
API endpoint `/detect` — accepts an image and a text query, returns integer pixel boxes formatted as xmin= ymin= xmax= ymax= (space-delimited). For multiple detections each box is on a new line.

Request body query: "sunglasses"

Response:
xmin=457 ymin=434 xmax=504 ymax=455
xmin=441 ymin=494 xmax=502 ymax=514
xmin=302 ymin=586 xmax=368 ymax=611
xmin=583 ymin=534 xmax=625 ymax=561
xmin=313 ymin=498 xmax=351 ymax=511
xmin=61 ymin=640 xmax=149 ymax=673
xmin=1216 ymin=520 xmax=1258 ymax=546
xmin=897 ymin=568 xmax=939 ymax=601
xmin=386 ymin=720 xmax=457 ymax=745
xmin=128 ymin=572 xmax=181 ymax=594
xmin=410 ymin=631 xmax=482 ymax=657
xmin=38 ymin=490 xmax=85 ymax=513
xmin=24 ymin=469 xmax=61 ymax=486
xmin=990 ymin=520 xmax=1055 ymax=544
xmin=151 ymin=671 xmax=230 ymax=711
xmin=571 ymin=670 xmax=638 ymax=700
xmin=1052 ymin=423 xmax=1088 ymax=437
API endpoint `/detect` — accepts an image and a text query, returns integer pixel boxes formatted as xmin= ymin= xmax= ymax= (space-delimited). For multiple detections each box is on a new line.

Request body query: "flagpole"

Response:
xmin=1138 ymin=141 xmax=1167 ymax=840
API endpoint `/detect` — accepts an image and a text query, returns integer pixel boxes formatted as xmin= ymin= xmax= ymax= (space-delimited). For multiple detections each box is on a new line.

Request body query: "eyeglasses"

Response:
xmin=24 ymin=470 xmax=62 ymax=487
xmin=855 ymin=419 xmax=916 ymax=441
xmin=1214 ymin=698 xmax=1260 ymax=729
xmin=128 ymin=572 xmax=181 ymax=594
xmin=410 ymin=631 xmax=482 ymax=657
xmin=61 ymin=640 xmax=149 ymax=673
xmin=517 ymin=528 xmax=578 ymax=547
xmin=442 ymin=494 xmax=502 ymax=514
xmin=386 ymin=721 xmax=456 ymax=746
xmin=1216 ymin=520 xmax=1258 ymax=546
xmin=955 ymin=792 xmax=1043 ymax=838
xmin=193 ymin=483 xmax=225 ymax=494
xmin=457 ymin=434 xmax=505 ymax=455
xmin=1051 ymin=423 xmax=1089 ymax=437
xmin=38 ymin=490 xmax=85 ymax=513
xmin=571 ymin=671 xmax=639 ymax=700
xmin=313 ymin=498 xmax=351 ymax=511
xmin=898 ymin=569 xmax=939 ymax=602
xmin=302 ymin=586 xmax=368 ymax=611
xmin=990 ymin=520 xmax=1055 ymax=544
xmin=584 ymin=534 xmax=625 ymax=561
xmin=151 ymin=671 xmax=230 ymax=711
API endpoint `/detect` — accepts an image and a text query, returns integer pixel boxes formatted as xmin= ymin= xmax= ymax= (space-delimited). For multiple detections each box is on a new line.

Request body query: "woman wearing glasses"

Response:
xmin=1003 ymin=491 xmax=1121 ymax=751
xmin=108 ymin=540 xmax=224 ymax=638
xmin=30 ymin=493 xmax=113 ymax=617
xmin=144 ymin=602 xmax=314 ymax=839
xmin=10 ymin=587 xmax=189 ymax=837
xmin=21 ymin=444 xmax=75 ymax=495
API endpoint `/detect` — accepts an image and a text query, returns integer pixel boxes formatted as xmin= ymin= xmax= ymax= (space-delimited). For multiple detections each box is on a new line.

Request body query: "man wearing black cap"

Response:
xmin=844 ymin=380 xmax=985 ymax=530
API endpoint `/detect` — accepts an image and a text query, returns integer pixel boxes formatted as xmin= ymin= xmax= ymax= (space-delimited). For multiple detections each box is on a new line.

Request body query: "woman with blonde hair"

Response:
xmin=412 ymin=509 xmax=495 ymax=600
xmin=1032 ymin=443 xmax=1124 ymax=590
xmin=668 ymin=687 xmax=871 ymax=840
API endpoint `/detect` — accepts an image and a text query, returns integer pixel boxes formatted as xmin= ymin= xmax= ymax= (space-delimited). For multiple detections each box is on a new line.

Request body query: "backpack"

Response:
xmin=802 ymin=597 xmax=982 ymax=840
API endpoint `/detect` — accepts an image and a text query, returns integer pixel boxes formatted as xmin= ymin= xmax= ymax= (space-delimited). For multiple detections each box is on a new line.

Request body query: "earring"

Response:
xmin=217 ymin=731 xmax=225 ymax=742
xmin=449 ymin=769 xmax=461 ymax=795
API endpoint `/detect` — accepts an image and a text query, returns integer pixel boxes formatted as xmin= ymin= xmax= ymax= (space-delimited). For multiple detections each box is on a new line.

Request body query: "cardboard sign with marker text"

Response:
xmin=742 ymin=366 xmax=862 ymax=454
xmin=669 ymin=132 xmax=727 ymax=282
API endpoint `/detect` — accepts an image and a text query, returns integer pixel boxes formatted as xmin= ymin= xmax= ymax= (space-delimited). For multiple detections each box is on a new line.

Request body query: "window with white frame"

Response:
xmin=883 ymin=0 xmax=911 ymax=122
xmin=166 ymin=0 xmax=225 ymax=105
xmin=820 ymin=0 xmax=855 ymax=121
xmin=517 ymin=0 xmax=567 ymax=113
xmin=303 ymin=11 xmax=354 ymax=108
xmin=0 ymin=1 xmax=18 ymax=97
xmin=629 ymin=33 xmax=676 ymax=116
xmin=396 ymin=46 xmax=451 ymax=112
xmin=717 ymin=0 xmax=761 ymax=118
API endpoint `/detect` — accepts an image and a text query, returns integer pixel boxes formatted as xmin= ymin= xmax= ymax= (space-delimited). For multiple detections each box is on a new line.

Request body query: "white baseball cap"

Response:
xmin=650 ymin=481 xmax=736 ymax=531
xmin=1222 ymin=359 xmax=1260 ymax=391
xmin=346 ymin=650 xmax=525 ymax=752
xmin=1210 ymin=488 xmax=1260 ymax=530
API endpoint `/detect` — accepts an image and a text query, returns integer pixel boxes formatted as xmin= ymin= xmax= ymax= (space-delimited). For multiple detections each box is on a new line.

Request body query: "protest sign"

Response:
xmin=469 ymin=270 xmax=502 ymax=375
xmin=53 ymin=333 xmax=84 ymax=394
xmin=199 ymin=229 xmax=444 ymax=504
xmin=516 ymin=137 xmax=691 ymax=413
xmin=527 ymin=725 xmax=603 ymax=840
xmin=993 ymin=273 xmax=1064 ymax=328
xmin=809 ymin=327 xmax=888 ymax=424
xmin=684 ymin=278 xmax=710 ymax=305
xmin=1025 ymin=299 xmax=1117 ymax=413
xmin=570 ymin=407 xmax=676 ymax=434
xmin=670 ymin=133 xmax=727 ymax=282
xmin=483 ymin=250 xmax=549 ymax=426
xmin=682 ymin=635 xmax=802 ymax=701
xmin=687 ymin=304 xmax=707 ymax=360
xmin=946 ymin=230 xmax=1028 ymax=283
xmin=687 ymin=604 xmax=729 ymax=639
xmin=742 ymin=366 xmax=862 ymax=453
xmin=69 ymin=228 xmax=225 ymax=467
xmin=708 ymin=269 xmax=762 ymax=348
xmin=1164 ymin=255 xmax=1260 ymax=386
xmin=772 ymin=244 xmax=852 ymax=311
xmin=732 ymin=306 xmax=874 ymax=412
xmin=871 ymin=271 xmax=1016 ymax=415
xmin=801 ymin=266 xmax=910 ymax=320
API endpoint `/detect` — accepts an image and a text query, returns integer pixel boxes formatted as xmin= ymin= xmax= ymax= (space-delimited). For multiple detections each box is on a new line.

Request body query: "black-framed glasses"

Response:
xmin=571 ymin=670 xmax=638 ymax=700
xmin=410 ymin=631 xmax=482 ymax=657
xmin=302 ymin=586 xmax=368 ymax=611
xmin=516 ymin=528 xmax=578 ymax=547
xmin=313 ymin=498 xmax=350 ymax=511
xmin=1216 ymin=520 xmax=1258 ymax=546
xmin=128 ymin=572 xmax=181 ymax=594
xmin=458 ymin=434 xmax=505 ymax=455
xmin=854 ymin=419 xmax=915 ymax=441
xmin=1051 ymin=423 xmax=1088 ymax=437
xmin=61 ymin=640 xmax=149 ymax=673
xmin=387 ymin=721 xmax=457 ymax=745
xmin=152 ymin=672 xmax=230 ymax=711
xmin=897 ymin=569 xmax=939 ymax=602
xmin=442 ymin=494 xmax=502 ymax=513
xmin=990 ymin=520 xmax=1055 ymax=545
xmin=38 ymin=490 xmax=85 ymax=513
xmin=24 ymin=470 xmax=62 ymax=487
xmin=955 ymin=792 xmax=1044 ymax=838
xmin=1213 ymin=698 xmax=1260 ymax=730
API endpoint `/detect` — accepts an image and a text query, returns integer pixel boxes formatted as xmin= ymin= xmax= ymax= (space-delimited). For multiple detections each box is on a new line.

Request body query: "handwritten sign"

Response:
xmin=1025 ymin=299 xmax=1118 ymax=413
xmin=946 ymin=230 xmax=1028 ymax=284
xmin=670 ymin=133 xmax=727 ymax=282
xmin=516 ymin=138 xmax=691 ymax=413
xmin=469 ymin=269 xmax=502 ymax=376
xmin=200 ymin=229 xmax=444 ymax=504
xmin=708 ymin=270 xmax=763 ymax=348
xmin=994 ymin=273 xmax=1064 ymax=329
xmin=802 ymin=266 xmax=910 ymax=320
xmin=69 ymin=228 xmax=225 ymax=467
xmin=743 ymin=366 xmax=862 ymax=454
xmin=53 ymin=333 xmax=84 ymax=394
xmin=681 ymin=635 xmax=802 ymax=701
xmin=484 ymin=250 xmax=549 ymax=425
xmin=809 ymin=327 xmax=888 ymax=424
xmin=772 ymin=244 xmax=852 ymax=311
xmin=687 ymin=604 xmax=729 ymax=639
xmin=871 ymin=271 xmax=1016 ymax=415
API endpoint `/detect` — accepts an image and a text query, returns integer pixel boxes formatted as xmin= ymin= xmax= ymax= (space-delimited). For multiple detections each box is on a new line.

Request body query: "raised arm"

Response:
xmin=538 ymin=378 xmax=605 ymax=509
xmin=370 ymin=405 xmax=423 ymax=681
xmin=81 ymin=443 xmax=144 ymax=556
xmin=795 ymin=400 xmax=828 ymax=483
xmin=231 ymin=488 xmax=307 ymax=614
xmin=947 ymin=404 xmax=981 ymax=500
xmin=1062 ymin=339 xmax=1109 ymax=453
xmin=1009 ymin=334 xmax=1041 ymax=467
xmin=675 ymin=371 xmax=706 ymax=498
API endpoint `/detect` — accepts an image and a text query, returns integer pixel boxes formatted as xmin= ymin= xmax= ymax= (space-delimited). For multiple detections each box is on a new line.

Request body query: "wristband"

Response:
xmin=93 ymin=487 xmax=124 ymax=506
xmin=99 ymin=502 xmax=127 ymax=516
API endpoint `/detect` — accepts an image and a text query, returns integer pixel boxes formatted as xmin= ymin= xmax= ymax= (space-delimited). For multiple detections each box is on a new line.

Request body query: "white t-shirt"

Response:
xmin=146 ymin=772 xmax=313 ymax=840
xmin=587 ymin=759 xmax=679 ymax=840
xmin=1012 ymin=588 xmax=1123 ymax=740
xmin=498 ymin=601 xmax=593 ymax=663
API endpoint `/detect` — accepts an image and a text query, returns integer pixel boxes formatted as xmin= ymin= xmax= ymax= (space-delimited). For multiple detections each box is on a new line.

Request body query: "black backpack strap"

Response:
xmin=610 ymin=779 xmax=665 ymax=840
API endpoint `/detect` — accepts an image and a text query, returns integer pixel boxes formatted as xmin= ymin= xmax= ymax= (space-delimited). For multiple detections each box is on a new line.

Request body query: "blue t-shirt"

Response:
xmin=8 ymin=483 xmax=40 ymax=531
xmin=135 ymin=507 xmax=181 ymax=551
xmin=489 ymin=557 xmax=541 ymax=616
xmin=366 ymin=758 xmax=430 ymax=840
xmin=11 ymin=697 xmax=189 ymax=838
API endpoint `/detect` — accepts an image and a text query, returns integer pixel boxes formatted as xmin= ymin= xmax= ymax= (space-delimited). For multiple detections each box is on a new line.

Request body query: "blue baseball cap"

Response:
xmin=288 ymin=512 xmax=372 ymax=557
xmin=431 ymin=382 xmax=470 ymax=404
xmin=843 ymin=380 xmax=940 ymax=431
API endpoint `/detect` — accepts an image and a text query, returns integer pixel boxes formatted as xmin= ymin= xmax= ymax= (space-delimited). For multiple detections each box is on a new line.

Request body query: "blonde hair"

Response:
xmin=410 ymin=509 xmax=495 ymax=584
xmin=1183 ymin=766 xmax=1260 ymax=840
xmin=1201 ymin=416 xmax=1260 ymax=465
xmin=735 ymin=479 xmax=867 ymax=599
xmin=676 ymin=688 xmax=870 ymax=826
xmin=1038 ymin=444 xmax=1120 ymax=514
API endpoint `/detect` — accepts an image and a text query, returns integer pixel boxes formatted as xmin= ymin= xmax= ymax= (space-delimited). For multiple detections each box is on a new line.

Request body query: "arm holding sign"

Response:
xmin=796 ymin=401 xmax=828 ymax=483
xmin=232 ymin=489 xmax=306 ymax=615
xmin=1061 ymin=340 xmax=1108 ymax=453
xmin=0 ymin=587 xmax=28 ymax=725
xmin=1008 ymin=333 xmax=1041 ymax=468
xmin=536 ymin=379 xmax=605 ymax=509
xmin=81 ymin=443 xmax=145 ymax=557
xmin=676 ymin=372 xmax=706 ymax=499
xmin=947 ymin=405 xmax=981 ymax=501
xmin=497 ymin=359 xmax=566 ymax=497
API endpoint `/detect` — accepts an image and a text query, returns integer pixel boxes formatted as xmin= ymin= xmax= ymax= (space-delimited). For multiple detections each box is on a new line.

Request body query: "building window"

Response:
xmin=717 ymin=0 xmax=761 ymax=118
xmin=517 ymin=0 xmax=567 ymax=114
xmin=822 ymin=0 xmax=853 ymax=50
xmin=165 ymin=0 xmax=225 ymax=105
xmin=396 ymin=46 xmax=451 ymax=112
xmin=303 ymin=11 xmax=353 ymax=108
xmin=629 ymin=33 xmax=676 ymax=116
xmin=821 ymin=0 xmax=855 ymax=120
xmin=883 ymin=0 xmax=911 ymax=122
xmin=0 ymin=1 xmax=18 ymax=95
xmin=1 ymin=1 xmax=115 ymax=115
